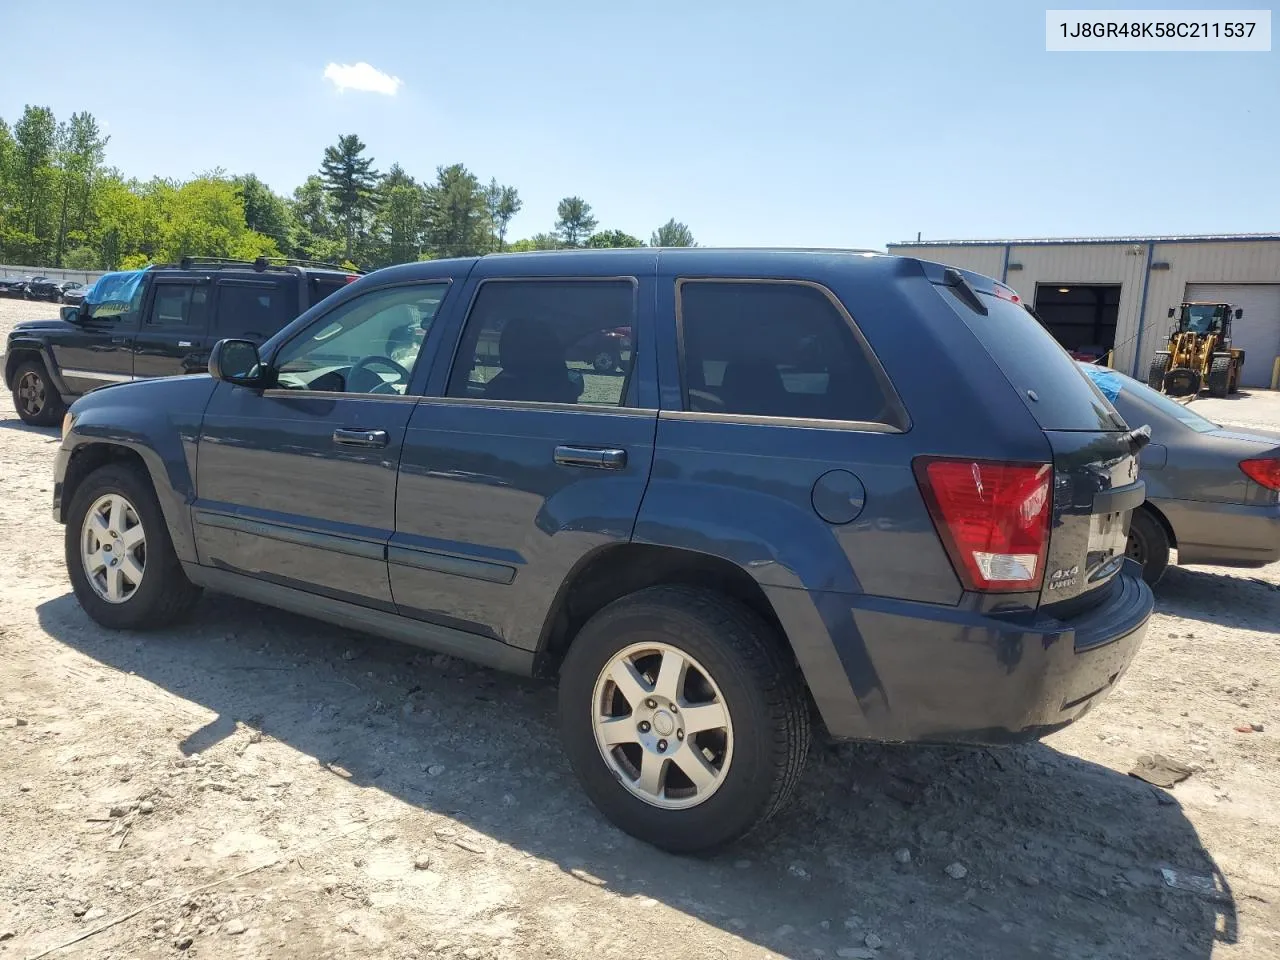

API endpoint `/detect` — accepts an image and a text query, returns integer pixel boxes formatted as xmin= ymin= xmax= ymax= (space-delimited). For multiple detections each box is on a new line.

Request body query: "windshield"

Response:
xmin=1182 ymin=304 xmax=1223 ymax=334
xmin=1077 ymin=362 xmax=1220 ymax=433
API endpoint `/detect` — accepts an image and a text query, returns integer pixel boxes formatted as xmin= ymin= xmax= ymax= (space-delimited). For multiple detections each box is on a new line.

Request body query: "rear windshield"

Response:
xmin=309 ymin=275 xmax=349 ymax=308
xmin=954 ymin=292 xmax=1127 ymax=432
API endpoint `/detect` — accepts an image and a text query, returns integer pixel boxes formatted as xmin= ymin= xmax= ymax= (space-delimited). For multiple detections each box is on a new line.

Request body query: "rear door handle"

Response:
xmin=178 ymin=340 xmax=193 ymax=348
xmin=554 ymin=445 xmax=627 ymax=469
xmin=333 ymin=428 xmax=389 ymax=448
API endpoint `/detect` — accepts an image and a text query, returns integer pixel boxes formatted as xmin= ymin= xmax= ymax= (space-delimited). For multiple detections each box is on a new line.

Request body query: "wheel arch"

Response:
xmin=534 ymin=543 xmax=789 ymax=678
xmin=5 ymin=343 xmax=63 ymax=393
xmin=1138 ymin=500 xmax=1177 ymax=548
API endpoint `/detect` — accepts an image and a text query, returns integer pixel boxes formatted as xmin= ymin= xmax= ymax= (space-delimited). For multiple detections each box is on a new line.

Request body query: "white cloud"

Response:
xmin=323 ymin=62 xmax=403 ymax=96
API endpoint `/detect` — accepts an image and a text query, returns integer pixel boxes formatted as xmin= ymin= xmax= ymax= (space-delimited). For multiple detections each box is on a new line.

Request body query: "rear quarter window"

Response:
xmin=955 ymin=293 xmax=1127 ymax=432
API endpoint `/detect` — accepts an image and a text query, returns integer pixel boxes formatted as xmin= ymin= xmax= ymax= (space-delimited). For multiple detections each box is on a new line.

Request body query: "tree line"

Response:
xmin=0 ymin=106 xmax=697 ymax=273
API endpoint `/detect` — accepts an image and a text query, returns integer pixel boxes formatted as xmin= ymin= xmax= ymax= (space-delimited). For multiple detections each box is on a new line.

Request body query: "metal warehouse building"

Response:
xmin=886 ymin=234 xmax=1280 ymax=389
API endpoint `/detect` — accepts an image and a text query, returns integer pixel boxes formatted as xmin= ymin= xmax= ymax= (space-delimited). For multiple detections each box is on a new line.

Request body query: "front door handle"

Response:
xmin=554 ymin=445 xmax=627 ymax=470
xmin=178 ymin=340 xmax=194 ymax=348
xmin=334 ymin=428 xmax=389 ymax=448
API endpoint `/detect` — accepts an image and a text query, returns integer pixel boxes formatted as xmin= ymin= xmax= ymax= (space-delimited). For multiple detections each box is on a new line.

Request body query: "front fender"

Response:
xmin=60 ymin=379 xmax=218 ymax=563
xmin=5 ymin=339 xmax=70 ymax=397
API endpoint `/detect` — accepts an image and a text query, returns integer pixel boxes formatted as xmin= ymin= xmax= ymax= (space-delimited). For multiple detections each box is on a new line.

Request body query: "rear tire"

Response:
xmin=1230 ymin=351 xmax=1245 ymax=393
xmin=558 ymin=585 xmax=810 ymax=854
xmin=1126 ymin=508 xmax=1170 ymax=586
xmin=1147 ymin=353 xmax=1171 ymax=390
xmin=12 ymin=359 xmax=67 ymax=427
xmin=65 ymin=463 xmax=202 ymax=630
xmin=1207 ymin=354 xmax=1231 ymax=398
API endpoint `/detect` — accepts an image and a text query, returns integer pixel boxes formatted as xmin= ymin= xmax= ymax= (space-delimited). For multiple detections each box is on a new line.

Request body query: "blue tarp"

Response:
xmin=1080 ymin=364 xmax=1123 ymax=403
xmin=85 ymin=269 xmax=147 ymax=317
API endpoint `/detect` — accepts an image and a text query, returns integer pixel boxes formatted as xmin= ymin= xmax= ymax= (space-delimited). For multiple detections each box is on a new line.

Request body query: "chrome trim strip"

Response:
xmin=61 ymin=369 xmax=133 ymax=383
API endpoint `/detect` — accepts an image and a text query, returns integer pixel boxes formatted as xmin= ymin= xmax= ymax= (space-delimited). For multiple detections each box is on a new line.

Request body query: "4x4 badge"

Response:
xmin=1047 ymin=564 xmax=1080 ymax=590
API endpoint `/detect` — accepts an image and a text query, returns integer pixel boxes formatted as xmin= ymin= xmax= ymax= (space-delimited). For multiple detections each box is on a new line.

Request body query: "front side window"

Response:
xmin=447 ymin=279 xmax=636 ymax=406
xmin=272 ymin=283 xmax=447 ymax=395
xmin=678 ymin=280 xmax=889 ymax=423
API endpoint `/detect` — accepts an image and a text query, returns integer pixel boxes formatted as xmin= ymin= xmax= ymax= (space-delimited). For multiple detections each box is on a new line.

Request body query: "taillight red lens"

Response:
xmin=914 ymin=458 xmax=1052 ymax=592
xmin=1240 ymin=458 xmax=1280 ymax=491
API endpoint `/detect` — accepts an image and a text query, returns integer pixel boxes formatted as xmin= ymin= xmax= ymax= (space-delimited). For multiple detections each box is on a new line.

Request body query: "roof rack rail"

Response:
xmin=173 ymin=256 xmax=364 ymax=274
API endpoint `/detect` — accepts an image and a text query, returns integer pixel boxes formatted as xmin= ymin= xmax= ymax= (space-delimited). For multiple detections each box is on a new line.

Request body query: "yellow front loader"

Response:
xmin=1146 ymin=302 xmax=1245 ymax=398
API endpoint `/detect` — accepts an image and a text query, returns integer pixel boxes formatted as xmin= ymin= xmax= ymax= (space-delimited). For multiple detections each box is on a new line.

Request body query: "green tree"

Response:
xmin=650 ymin=218 xmax=696 ymax=247
xmin=92 ymin=172 xmax=148 ymax=269
xmin=289 ymin=175 xmax=343 ymax=263
xmin=586 ymin=229 xmax=643 ymax=248
xmin=423 ymin=163 xmax=488 ymax=259
xmin=156 ymin=176 xmax=280 ymax=263
xmin=371 ymin=163 xmax=427 ymax=267
xmin=12 ymin=105 xmax=59 ymax=258
xmin=319 ymin=134 xmax=379 ymax=261
xmin=53 ymin=112 xmax=108 ymax=265
xmin=63 ymin=246 xmax=99 ymax=270
xmin=554 ymin=196 xmax=597 ymax=247
xmin=234 ymin=174 xmax=294 ymax=254
xmin=483 ymin=178 xmax=522 ymax=251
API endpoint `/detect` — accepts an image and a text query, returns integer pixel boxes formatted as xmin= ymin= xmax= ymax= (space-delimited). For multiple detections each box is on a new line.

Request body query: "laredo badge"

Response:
xmin=1047 ymin=565 xmax=1080 ymax=590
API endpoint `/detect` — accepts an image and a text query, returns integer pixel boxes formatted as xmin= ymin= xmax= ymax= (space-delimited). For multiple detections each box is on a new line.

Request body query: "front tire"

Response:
xmin=12 ymin=359 xmax=67 ymax=426
xmin=1126 ymin=507 xmax=1171 ymax=586
xmin=1147 ymin=353 xmax=1171 ymax=391
xmin=1207 ymin=354 xmax=1231 ymax=398
xmin=65 ymin=464 xmax=201 ymax=630
xmin=558 ymin=585 xmax=810 ymax=853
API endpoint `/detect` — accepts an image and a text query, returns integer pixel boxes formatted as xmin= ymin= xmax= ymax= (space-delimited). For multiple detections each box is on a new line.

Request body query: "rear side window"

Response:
xmin=147 ymin=283 xmax=209 ymax=330
xmin=678 ymin=280 xmax=890 ymax=423
xmin=215 ymin=281 xmax=298 ymax=338
xmin=447 ymin=279 xmax=635 ymax=407
xmin=957 ymin=293 xmax=1126 ymax=432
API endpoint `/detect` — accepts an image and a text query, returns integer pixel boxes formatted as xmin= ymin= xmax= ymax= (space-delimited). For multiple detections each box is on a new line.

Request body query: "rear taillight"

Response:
xmin=914 ymin=458 xmax=1052 ymax=592
xmin=1240 ymin=458 xmax=1280 ymax=491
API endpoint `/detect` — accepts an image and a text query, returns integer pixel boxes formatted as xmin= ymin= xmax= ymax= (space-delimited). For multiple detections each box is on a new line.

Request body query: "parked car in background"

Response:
xmin=52 ymin=249 xmax=1154 ymax=852
xmin=1078 ymin=364 xmax=1280 ymax=583
xmin=62 ymin=282 xmax=91 ymax=307
xmin=0 ymin=274 xmax=37 ymax=297
xmin=26 ymin=278 xmax=83 ymax=302
xmin=5 ymin=257 xmax=359 ymax=425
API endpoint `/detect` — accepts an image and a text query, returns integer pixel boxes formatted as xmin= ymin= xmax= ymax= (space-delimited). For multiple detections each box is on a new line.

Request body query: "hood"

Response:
xmin=10 ymin=317 xmax=77 ymax=337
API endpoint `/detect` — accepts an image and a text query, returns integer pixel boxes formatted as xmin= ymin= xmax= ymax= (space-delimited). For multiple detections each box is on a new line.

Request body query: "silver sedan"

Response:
xmin=1078 ymin=363 xmax=1280 ymax=584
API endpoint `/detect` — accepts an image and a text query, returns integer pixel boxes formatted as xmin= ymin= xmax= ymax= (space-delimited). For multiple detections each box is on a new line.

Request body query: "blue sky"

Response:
xmin=3 ymin=0 xmax=1277 ymax=248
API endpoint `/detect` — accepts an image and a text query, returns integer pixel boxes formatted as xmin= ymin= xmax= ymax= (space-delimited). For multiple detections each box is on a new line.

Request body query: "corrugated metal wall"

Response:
xmin=889 ymin=240 xmax=1280 ymax=384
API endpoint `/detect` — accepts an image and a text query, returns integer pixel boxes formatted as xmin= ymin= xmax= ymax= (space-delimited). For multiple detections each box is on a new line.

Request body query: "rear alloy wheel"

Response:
xmin=1207 ymin=354 xmax=1232 ymax=398
xmin=559 ymin=585 xmax=810 ymax=853
xmin=1126 ymin=507 xmax=1171 ymax=586
xmin=12 ymin=359 xmax=67 ymax=427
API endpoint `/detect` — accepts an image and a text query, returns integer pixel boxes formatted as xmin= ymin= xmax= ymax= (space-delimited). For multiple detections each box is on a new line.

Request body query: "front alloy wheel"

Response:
xmin=592 ymin=642 xmax=733 ymax=810
xmin=16 ymin=369 xmax=47 ymax=420
xmin=80 ymin=493 xmax=147 ymax=603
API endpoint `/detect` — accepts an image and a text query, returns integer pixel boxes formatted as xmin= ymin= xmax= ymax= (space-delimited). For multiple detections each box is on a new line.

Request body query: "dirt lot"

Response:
xmin=1 ymin=296 xmax=1278 ymax=960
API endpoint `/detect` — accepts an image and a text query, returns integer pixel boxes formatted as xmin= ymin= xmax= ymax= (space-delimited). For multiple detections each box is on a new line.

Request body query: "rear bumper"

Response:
xmin=1154 ymin=496 xmax=1280 ymax=567
xmin=768 ymin=561 xmax=1153 ymax=744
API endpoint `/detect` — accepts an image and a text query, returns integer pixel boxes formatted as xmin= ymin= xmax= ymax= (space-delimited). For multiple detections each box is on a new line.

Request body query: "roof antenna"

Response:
xmin=916 ymin=231 xmax=922 ymax=242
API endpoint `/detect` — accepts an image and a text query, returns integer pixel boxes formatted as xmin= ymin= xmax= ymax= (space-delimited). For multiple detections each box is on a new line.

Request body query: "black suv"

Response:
xmin=6 ymin=257 xmax=358 ymax=425
xmin=53 ymin=249 xmax=1155 ymax=852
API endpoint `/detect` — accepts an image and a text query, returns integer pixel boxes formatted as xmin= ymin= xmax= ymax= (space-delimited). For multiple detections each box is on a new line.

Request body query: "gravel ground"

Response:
xmin=1 ymin=295 xmax=1279 ymax=960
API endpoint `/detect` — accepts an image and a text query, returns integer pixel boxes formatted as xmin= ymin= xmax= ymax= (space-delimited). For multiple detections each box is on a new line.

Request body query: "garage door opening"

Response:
xmin=1033 ymin=284 xmax=1120 ymax=362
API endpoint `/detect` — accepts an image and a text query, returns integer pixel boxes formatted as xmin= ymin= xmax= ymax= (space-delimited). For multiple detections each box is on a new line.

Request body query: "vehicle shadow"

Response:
xmin=1155 ymin=564 xmax=1280 ymax=629
xmin=0 ymin=417 xmax=59 ymax=437
xmin=36 ymin=592 xmax=1234 ymax=960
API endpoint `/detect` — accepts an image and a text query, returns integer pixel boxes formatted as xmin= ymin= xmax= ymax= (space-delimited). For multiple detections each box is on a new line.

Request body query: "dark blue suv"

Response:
xmin=52 ymin=249 xmax=1154 ymax=852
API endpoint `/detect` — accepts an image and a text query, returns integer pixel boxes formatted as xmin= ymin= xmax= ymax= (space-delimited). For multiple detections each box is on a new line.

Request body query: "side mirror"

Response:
xmin=60 ymin=305 xmax=80 ymax=323
xmin=209 ymin=338 xmax=266 ymax=386
xmin=1235 ymin=308 xmax=1243 ymax=319
xmin=1167 ymin=307 xmax=1176 ymax=318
